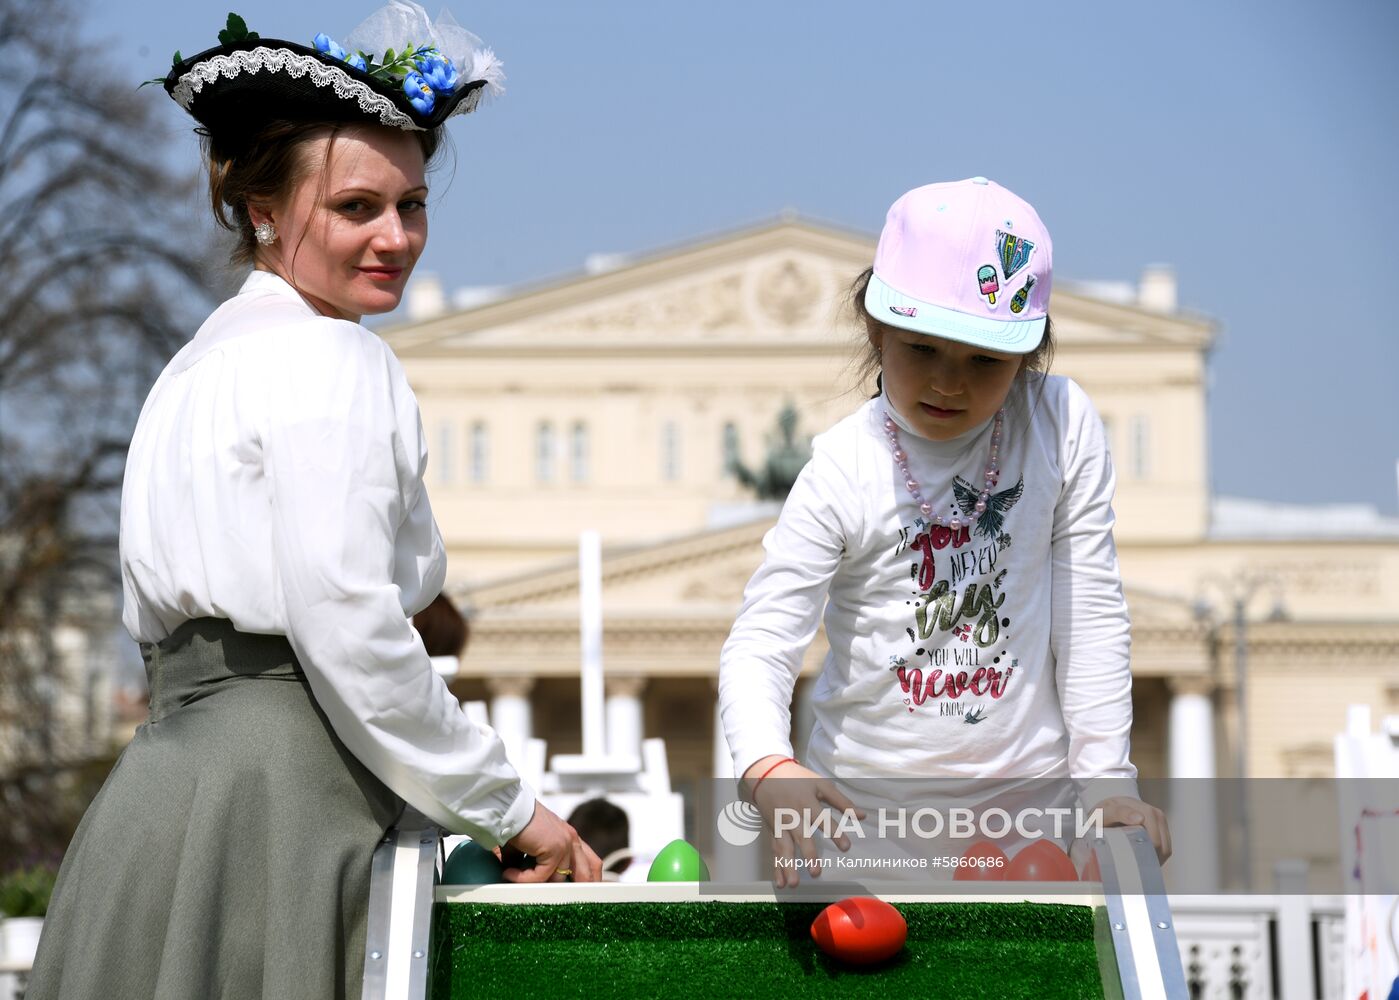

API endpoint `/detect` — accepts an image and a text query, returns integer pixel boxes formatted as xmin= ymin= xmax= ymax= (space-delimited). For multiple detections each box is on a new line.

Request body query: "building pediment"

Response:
xmin=458 ymin=516 xmax=775 ymax=615
xmin=384 ymin=221 xmax=870 ymax=356
xmin=383 ymin=219 xmax=1214 ymax=358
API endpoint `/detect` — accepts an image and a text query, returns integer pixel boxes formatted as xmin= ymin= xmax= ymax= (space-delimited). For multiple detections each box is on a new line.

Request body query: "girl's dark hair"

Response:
xmin=202 ymin=121 xmax=444 ymax=266
xmin=567 ymin=799 xmax=631 ymax=871
xmin=412 ymin=593 xmax=469 ymax=658
xmin=847 ymin=266 xmax=1056 ymax=399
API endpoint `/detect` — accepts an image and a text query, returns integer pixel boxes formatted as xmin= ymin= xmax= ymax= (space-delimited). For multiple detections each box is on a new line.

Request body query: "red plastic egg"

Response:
xmin=954 ymin=840 xmax=1008 ymax=881
xmin=810 ymin=896 xmax=907 ymax=965
xmin=1005 ymin=840 xmax=1079 ymax=882
xmin=1081 ymin=851 xmax=1102 ymax=882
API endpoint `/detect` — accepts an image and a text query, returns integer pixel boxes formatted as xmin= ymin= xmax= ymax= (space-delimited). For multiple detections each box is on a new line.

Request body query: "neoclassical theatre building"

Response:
xmin=382 ymin=219 xmax=1399 ymax=816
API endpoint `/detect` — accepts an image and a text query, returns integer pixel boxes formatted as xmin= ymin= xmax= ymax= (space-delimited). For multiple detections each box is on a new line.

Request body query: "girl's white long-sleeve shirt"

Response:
xmin=119 ymin=270 xmax=534 ymax=846
xmin=719 ymin=376 xmax=1138 ymax=800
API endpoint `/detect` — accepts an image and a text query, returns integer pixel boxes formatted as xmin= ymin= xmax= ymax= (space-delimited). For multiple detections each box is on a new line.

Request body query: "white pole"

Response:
xmin=604 ymin=681 xmax=644 ymax=760
xmin=579 ymin=530 xmax=606 ymax=758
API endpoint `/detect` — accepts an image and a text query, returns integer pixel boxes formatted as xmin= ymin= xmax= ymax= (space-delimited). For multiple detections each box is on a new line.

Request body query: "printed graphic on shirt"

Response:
xmin=893 ymin=515 xmax=973 ymax=591
xmin=888 ymin=478 xmax=1025 ymax=721
xmin=953 ymin=476 xmax=1024 ymax=539
xmin=890 ymin=647 xmax=1018 ymax=720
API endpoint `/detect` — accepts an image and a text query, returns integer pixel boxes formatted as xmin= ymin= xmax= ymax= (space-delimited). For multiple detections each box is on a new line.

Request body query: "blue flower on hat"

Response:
xmin=403 ymin=71 xmax=435 ymax=114
xmin=313 ymin=33 xmax=348 ymax=61
xmin=414 ymin=50 xmax=459 ymax=94
xmin=344 ymin=51 xmax=367 ymax=72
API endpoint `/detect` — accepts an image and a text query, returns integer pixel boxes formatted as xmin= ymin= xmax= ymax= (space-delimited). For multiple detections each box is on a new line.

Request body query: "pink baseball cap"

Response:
xmin=864 ymin=177 xmax=1053 ymax=354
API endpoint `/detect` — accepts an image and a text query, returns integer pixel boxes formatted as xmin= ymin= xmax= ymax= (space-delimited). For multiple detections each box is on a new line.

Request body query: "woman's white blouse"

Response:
xmin=119 ymin=271 xmax=534 ymax=846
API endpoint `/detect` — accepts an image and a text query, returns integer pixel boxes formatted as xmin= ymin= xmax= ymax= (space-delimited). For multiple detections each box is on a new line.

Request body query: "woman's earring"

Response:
xmin=254 ymin=222 xmax=277 ymax=246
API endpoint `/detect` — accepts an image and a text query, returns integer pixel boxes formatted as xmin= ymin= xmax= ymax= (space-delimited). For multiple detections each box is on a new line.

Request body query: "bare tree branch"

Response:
xmin=0 ymin=0 xmax=221 ymax=859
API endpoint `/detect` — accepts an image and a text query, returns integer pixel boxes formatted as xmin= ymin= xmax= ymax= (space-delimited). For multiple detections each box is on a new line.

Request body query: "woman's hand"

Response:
xmin=743 ymin=755 xmax=866 ymax=888
xmin=1096 ymin=796 xmax=1172 ymax=864
xmin=502 ymin=802 xmax=603 ymax=883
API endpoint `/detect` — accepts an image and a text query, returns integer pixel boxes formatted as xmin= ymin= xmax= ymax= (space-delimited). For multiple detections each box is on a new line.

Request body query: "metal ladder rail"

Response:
xmin=362 ymin=808 xmax=440 ymax=1000
xmin=1096 ymin=826 xmax=1189 ymax=1000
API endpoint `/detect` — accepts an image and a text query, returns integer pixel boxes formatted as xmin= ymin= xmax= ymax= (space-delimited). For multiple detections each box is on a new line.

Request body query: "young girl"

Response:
xmin=718 ymin=177 xmax=1169 ymax=884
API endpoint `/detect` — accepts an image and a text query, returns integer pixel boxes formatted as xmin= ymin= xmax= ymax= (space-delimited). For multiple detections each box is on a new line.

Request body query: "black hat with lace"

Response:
xmin=162 ymin=1 xmax=503 ymax=145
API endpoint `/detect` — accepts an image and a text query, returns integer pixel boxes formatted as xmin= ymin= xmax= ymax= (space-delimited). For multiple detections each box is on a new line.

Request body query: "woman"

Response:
xmin=28 ymin=6 xmax=600 ymax=998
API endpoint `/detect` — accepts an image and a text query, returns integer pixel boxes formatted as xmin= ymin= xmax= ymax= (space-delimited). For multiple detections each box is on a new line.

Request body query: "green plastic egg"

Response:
xmin=647 ymin=839 xmax=710 ymax=882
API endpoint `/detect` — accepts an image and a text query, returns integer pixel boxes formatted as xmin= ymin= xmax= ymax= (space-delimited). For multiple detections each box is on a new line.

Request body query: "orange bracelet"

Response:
xmin=749 ymin=757 xmax=797 ymax=800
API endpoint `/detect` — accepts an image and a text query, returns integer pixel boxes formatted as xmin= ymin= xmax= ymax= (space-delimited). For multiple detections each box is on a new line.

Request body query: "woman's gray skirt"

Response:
xmin=27 ymin=618 xmax=403 ymax=1000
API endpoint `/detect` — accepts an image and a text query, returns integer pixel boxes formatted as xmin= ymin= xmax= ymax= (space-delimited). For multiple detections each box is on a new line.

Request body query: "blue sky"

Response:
xmin=85 ymin=0 xmax=1399 ymax=513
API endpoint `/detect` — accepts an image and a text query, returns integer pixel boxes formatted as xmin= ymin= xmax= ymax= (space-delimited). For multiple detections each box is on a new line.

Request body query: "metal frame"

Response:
xmin=361 ymin=808 xmax=440 ymax=1000
xmin=1094 ymin=826 xmax=1189 ymax=1000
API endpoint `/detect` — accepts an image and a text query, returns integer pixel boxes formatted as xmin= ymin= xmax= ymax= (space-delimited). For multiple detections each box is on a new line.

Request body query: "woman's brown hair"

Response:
xmin=202 ymin=121 xmax=444 ymax=266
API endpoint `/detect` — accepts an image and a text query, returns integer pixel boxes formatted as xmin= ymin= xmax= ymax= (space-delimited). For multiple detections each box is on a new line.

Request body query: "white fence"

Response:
xmin=1172 ymin=895 xmax=1346 ymax=1000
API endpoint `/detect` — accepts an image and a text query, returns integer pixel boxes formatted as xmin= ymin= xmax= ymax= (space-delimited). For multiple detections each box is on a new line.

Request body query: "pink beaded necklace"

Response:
xmin=881 ymin=408 xmax=1004 ymax=530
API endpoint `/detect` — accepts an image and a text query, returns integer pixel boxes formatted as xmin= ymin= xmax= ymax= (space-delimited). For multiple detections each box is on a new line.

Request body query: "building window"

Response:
xmin=570 ymin=422 xmax=589 ymax=483
xmin=722 ymin=422 xmax=740 ymax=474
xmin=661 ymin=421 xmax=681 ymax=482
xmin=436 ymin=421 xmax=454 ymax=485
xmin=469 ymin=421 xmax=489 ymax=484
xmin=1130 ymin=415 xmax=1150 ymax=480
xmin=536 ymin=422 xmax=555 ymax=483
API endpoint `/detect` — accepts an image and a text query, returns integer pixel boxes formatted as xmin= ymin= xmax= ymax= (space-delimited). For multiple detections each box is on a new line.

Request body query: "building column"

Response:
xmin=604 ymin=675 xmax=647 ymax=760
xmin=51 ymin=624 xmax=91 ymax=751
xmin=1167 ymin=674 xmax=1221 ymax=891
xmin=485 ymin=676 xmax=535 ymax=771
xmin=1168 ymin=674 xmax=1216 ymax=780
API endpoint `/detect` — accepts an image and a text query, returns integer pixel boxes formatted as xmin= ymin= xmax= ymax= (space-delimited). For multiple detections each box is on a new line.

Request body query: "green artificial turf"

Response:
xmin=431 ymin=901 xmax=1108 ymax=999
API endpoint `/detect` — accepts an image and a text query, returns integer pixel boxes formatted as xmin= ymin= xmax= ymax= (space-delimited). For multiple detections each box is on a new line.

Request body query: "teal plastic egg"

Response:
xmin=442 ymin=840 xmax=505 ymax=885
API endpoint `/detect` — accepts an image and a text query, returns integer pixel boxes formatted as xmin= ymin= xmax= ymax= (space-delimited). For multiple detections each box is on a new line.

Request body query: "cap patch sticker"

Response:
xmin=889 ymin=305 xmax=918 ymax=318
xmin=996 ymin=230 xmax=1036 ymax=281
xmin=1009 ymin=275 xmax=1037 ymax=314
xmin=976 ymin=264 xmax=1000 ymax=306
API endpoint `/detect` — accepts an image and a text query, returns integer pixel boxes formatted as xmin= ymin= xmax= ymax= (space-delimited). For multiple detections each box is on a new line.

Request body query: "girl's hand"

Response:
xmin=1096 ymin=796 xmax=1172 ymax=864
xmin=742 ymin=756 xmax=866 ymax=888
